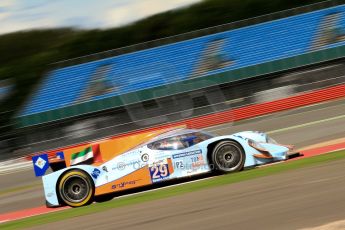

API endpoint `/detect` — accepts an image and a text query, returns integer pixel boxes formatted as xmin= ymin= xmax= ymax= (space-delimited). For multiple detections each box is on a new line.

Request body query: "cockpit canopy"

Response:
xmin=147 ymin=130 xmax=214 ymax=150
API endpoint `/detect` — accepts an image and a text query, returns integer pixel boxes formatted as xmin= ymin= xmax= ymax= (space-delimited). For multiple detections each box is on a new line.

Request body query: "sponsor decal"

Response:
xmin=35 ymin=157 xmax=46 ymax=169
xmin=149 ymin=160 xmax=170 ymax=182
xmin=102 ymin=166 xmax=108 ymax=172
xmin=234 ymin=135 xmax=244 ymax=139
xmin=47 ymin=192 xmax=54 ymax=197
xmin=149 ymin=159 xmax=165 ymax=166
xmin=56 ymin=151 xmax=64 ymax=160
xmin=172 ymin=150 xmax=202 ymax=159
xmin=191 ymin=155 xmax=205 ymax=168
xmin=111 ymin=179 xmax=141 ymax=189
xmin=32 ymin=154 xmax=49 ymax=177
xmin=154 ymin=154 xmax=171 ymax=161
xmin=175 ymin=160 xmax=184 ymax=169
xmin=141 ymin=153 xmax=149 ymax=162
xmin=116 ymin=162 xmax=126 ymax=170
xmin=112 ymin=160 xmax=141 ymax=171
xmin=70 ymin=147 xmax=93 ymax=165
xmin=91 ymin=168 xmax=101 ymax=179
xmin=175 ymin=159 xmax=205 ymax=172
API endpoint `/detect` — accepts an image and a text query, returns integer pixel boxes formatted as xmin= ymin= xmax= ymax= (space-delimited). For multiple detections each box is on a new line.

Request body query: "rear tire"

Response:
xmin=211 ymin=140 xmax=245 ymax=173
xmin=58 ymin=170 xmax=94 ymax=207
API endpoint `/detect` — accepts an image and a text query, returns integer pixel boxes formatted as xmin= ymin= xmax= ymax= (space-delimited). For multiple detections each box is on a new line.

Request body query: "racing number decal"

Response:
xmin=151 ymin=164 xmax=168 ymax=178
xmin=149 ymin=163 xmax=170 ymax=182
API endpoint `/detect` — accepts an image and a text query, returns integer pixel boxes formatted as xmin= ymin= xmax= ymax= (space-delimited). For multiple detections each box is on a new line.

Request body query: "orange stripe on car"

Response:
xmin=167 ymin=158 xmax=174 ymax=174
xmin=95 ymin=166 xmax=152 ymax=195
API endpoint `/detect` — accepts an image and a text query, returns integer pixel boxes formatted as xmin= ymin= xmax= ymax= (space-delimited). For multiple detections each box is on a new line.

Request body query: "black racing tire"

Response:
xmin=211 ymin=140 xmax=245 ymax=173
xmin=57 ymin=170 xmax=94 ymax=207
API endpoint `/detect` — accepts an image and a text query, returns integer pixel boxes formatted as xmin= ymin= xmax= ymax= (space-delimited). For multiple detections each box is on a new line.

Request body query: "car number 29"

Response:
xmin=149 ymin=164 xmax=170 ymax=180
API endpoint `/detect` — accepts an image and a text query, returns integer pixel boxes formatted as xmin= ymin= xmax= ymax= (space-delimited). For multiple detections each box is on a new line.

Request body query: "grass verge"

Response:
xmin=1 ymin=150 xmax=345 ymax=229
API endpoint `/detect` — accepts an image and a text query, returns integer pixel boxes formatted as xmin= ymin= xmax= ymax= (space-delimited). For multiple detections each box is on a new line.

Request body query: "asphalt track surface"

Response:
xmin=27 ymin=158 xmax=345 ymax=230
xmin=0 ymin=99 xmax=344 ymax=227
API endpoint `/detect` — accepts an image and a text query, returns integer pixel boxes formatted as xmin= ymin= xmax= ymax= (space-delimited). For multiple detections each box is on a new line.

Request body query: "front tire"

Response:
xmin=211 ymin=140 xmax=245 ymax=173
xmin=58 ymin=170 xmax=94 ymax=207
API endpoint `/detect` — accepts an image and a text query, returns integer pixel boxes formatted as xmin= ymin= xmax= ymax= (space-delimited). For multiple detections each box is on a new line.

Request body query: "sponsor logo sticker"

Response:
xmin=47 ymin=192 xmax=54 ymax=197
xmin=91 ymin=168 xmax=101 ymax=179
xmin=111 ymin=179 xmax=141 ymax=189
xmin=112 ymin=160 xmax=141 ymax=171
xmin=172 ymin=150 xmax=202 ymax=159
xmin=32 ymin=154 xmax=49 ymax=177
xmin=141 ymin=153 xmax=149 ymax=162
xmin=35 ymin=157 xmax=47 ymax=169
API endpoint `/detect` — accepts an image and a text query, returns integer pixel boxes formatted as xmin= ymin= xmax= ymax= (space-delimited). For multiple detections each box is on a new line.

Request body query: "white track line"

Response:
xmin=267 ymin=114 xmax=345 ymax=134
xmin=206 ymin=103 xmax=345 ymax=134
xmin=0 ymin=162 xmax=32 ymax=175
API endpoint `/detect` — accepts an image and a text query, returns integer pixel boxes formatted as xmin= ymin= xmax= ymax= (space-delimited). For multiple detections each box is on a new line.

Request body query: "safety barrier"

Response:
xmin=186 ymin=83 xmax=345 ymax=129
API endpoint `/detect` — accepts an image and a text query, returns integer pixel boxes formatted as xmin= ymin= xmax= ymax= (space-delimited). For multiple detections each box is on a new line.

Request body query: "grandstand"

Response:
xmin=17 ymin=4 xmax=345 ymax=127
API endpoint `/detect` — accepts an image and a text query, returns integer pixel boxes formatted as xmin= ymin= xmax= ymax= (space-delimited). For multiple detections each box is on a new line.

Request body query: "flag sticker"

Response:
xmin=70 ymin=147 xmax=93 ymax=165
xmin=32 ymin=154 xmax=49 ymax=177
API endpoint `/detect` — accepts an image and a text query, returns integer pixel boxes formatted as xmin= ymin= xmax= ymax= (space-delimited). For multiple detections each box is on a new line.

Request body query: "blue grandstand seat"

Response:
xmin=21 ymin=5 xmax=345 ymax=116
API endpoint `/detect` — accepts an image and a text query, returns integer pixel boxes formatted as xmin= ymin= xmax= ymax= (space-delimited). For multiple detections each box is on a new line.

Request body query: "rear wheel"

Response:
xmin=58 ymin=170 xmax=94 ymax=207
xmin=211 ymin=140 xmax=245 ymax=173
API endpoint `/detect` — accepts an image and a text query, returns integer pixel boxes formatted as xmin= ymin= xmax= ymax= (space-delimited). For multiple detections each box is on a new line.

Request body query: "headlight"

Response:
xmin=248 ymin=139 xmax=269 ymax=153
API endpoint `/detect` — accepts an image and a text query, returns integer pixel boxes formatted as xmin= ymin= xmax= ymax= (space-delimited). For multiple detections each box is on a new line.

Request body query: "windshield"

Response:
xmin=147 ymin=131 xmax=214 ymax=150
xmin=266 ymin=135 xmax=278 ymax=144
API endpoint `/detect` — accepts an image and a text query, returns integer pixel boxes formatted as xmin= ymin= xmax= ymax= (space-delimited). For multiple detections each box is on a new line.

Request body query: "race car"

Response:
xmin=32 ymin=128 xmax=294 ymax=207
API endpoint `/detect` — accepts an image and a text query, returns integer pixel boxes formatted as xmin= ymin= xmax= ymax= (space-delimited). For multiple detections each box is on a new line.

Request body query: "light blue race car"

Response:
xmin=33 ymin=128 xmax=295 ymax=207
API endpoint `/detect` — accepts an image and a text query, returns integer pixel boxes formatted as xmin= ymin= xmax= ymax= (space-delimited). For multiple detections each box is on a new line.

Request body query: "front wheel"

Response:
xmin=58 ymin=170 xmax=94 ymax=207
xmin=211 ymin=140 xmax=245 ymax=173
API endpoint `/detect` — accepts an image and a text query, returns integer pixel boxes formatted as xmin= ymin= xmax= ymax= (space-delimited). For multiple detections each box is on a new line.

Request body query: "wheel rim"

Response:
xmin=215 ymin=144 xmax=243 ymax=171
xmin=62 ymin=175 xmax=90 ymax=203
